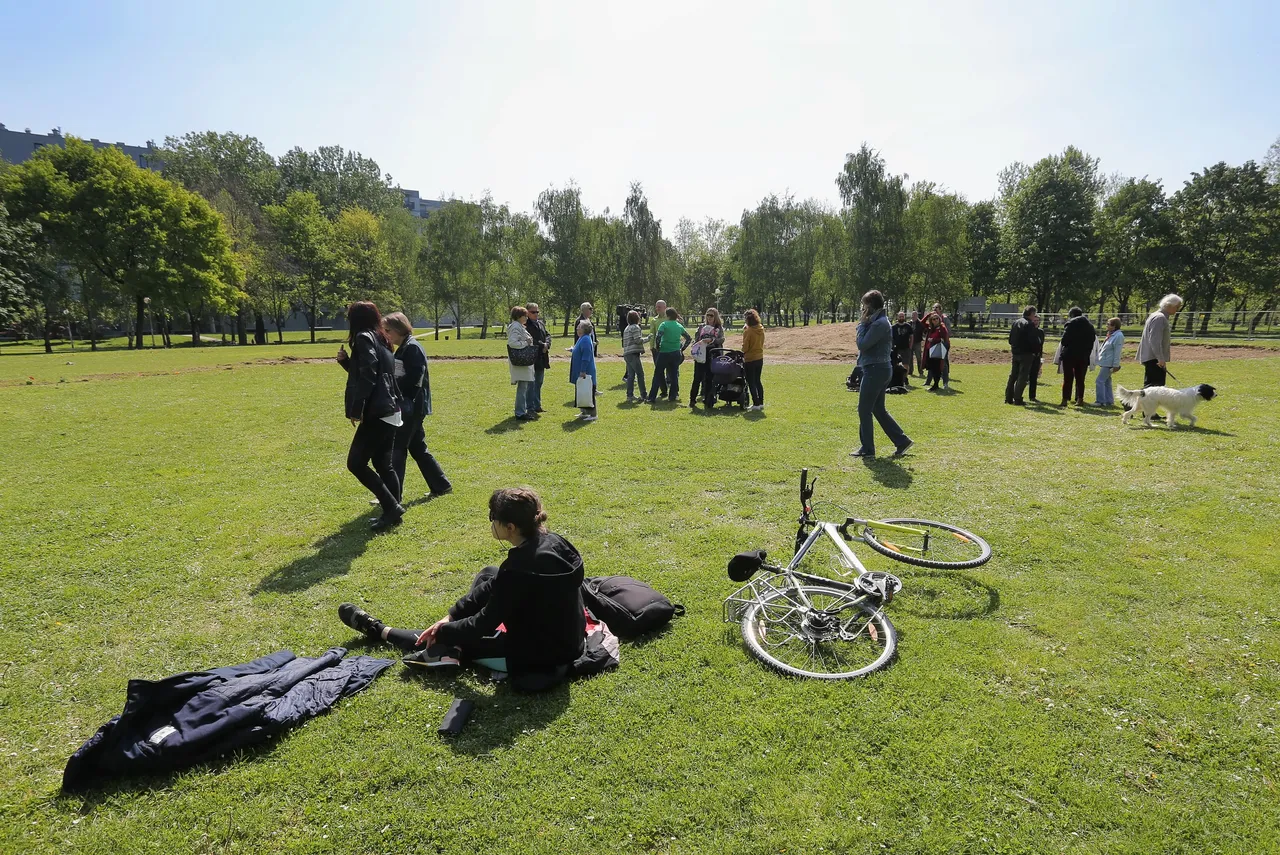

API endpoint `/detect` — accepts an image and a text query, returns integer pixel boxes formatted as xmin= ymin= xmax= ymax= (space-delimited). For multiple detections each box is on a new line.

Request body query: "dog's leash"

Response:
xmin=1164 ymin=369 xmax=1177 ymax=381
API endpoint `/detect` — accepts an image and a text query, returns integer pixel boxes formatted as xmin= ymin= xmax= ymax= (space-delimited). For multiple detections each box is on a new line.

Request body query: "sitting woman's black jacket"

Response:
xmin=435 ymin=531 xmax=586 ymax=675
xmin=393 ymin=336 xmax=432 ymax=418
xmin=340 ymin=330 xmax=399 ymax=420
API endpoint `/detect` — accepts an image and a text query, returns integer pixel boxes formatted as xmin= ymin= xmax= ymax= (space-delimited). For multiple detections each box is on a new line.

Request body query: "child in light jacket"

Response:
xmin=621 ymin=310 xmax=650 ymax=402
xmin=1094 ymin=317 xmax=1124 ymax=407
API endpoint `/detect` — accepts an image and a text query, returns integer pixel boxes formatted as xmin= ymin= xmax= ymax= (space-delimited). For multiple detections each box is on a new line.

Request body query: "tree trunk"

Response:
xmin=480 ymin=310 xmax=488 ymax=339
xmin=562 ymin=307 xmax=571 ymax=337
xmin=189 ymin=312 xmax=202 ymax=345
xmin=135 ymin=295 xmax=147 ymax=350
xmin=253 ymin=311 xmax=267 ymax=345
xmin=87 ymin=301 xmax=98 ymax=351
xmin=162 ymin=311 xmax=173 ymax=348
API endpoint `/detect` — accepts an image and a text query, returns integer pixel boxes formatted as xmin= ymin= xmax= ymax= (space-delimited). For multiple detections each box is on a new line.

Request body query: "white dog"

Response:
xmin=1117 ymin=384 xmax=1217 ymax=428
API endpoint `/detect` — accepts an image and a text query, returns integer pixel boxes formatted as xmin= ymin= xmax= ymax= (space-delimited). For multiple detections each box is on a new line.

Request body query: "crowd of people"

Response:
xmin=333 ymin=292 xmax=1190 ymax=532
xmin=1003 ymin=293 xmax=1184 ymax=410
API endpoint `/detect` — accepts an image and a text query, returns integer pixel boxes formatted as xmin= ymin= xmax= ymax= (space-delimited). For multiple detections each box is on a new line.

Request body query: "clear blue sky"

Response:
xmin=2 ymin=0 xmax=1277 ymax=225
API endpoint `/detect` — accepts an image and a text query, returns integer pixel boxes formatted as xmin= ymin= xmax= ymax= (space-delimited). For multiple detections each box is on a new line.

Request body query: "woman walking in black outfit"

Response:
xmin=336 ymin=301 xmax=405 ymax=531
xmin=381 ymin=312 xmax=452 ymax=502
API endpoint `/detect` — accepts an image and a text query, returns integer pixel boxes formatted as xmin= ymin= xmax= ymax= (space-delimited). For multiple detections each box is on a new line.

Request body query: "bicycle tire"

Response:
xmin=741 ymin=585 xmax=897 ymax=680
xmin=861 ymin=518 xmax=992 ymax=569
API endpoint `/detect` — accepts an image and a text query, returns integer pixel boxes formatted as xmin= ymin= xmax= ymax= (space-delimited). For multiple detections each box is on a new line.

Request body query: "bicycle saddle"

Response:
xmin=855 ymin=571 xmax=902 ymax=603
xmin=728 ymin=550 xmax=767 ymax=582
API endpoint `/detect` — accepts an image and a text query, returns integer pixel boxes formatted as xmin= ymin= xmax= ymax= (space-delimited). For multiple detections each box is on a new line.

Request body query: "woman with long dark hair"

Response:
xmin=336 ymin=301 xmax=404 ymax=530
xmin=382 ymin=312 xmax=452 ymax=501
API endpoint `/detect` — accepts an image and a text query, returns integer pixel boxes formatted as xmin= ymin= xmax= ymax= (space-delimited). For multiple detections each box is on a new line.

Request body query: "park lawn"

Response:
xmin=0 ymin=352 xmax=1277 ymax=854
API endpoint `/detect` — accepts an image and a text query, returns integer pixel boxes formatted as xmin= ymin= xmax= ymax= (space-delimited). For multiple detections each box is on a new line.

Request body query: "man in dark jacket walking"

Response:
xmin=526 ymin=302 xmax=551 ymax=413
xmin=1058 ymin=307 xmax=1096 ymax=407
xmin=1005 ymin=305 xmax=1039 ymax=405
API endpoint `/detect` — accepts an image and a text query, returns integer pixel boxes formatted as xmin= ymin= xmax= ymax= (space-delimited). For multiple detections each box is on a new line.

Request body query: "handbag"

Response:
xmin=690 ymin=341 xmax=707 ymax=363
xmin=928 ymin=342 xmax=947 ymax=360
xmin=508 ymin=344 xmax=538 ymax=366
xmin=575 ymin=375 xmax=595 ymax=408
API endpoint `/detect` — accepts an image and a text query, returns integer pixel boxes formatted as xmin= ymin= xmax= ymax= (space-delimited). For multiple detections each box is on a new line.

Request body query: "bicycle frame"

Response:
xmin=724 ymin=522 xmax=876 ymax=624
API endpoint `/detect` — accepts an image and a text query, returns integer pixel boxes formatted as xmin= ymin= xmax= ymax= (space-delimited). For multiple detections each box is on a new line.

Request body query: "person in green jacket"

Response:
xmin=646 ymin=307 xmax=691 ymax=403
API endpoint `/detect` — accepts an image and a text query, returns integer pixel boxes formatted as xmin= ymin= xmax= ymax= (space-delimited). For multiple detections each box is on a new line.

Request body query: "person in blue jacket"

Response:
xmin=851 ymin=290 xmax=913 ymax=459
xmin=570 ymin=320 xmax=598 ymax=421
xmin=1094 ymin=317 xmax=1124 ymax=407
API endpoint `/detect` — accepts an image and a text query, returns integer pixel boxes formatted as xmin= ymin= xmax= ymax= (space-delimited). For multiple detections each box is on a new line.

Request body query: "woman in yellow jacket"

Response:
xmin=742 ymin=309 xmax=765 ymax=411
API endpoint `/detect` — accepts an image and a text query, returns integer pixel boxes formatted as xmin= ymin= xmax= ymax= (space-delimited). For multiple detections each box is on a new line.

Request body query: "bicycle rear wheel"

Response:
xmin=741 ymin=585 xmax=897 ymax=679
xmin=861 ymin=518 xmax=991 ymax=569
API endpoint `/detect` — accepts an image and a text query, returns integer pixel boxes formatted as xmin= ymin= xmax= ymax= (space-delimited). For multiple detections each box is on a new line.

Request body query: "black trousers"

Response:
xmin=649 ymin=352 xmax=681 ymax=401
xmin=1005 ymin=354 xmax=1036 ymax=403
xmin=347 ymin=418 xmax=400 ymax=513
xmin=1029 ymin=358 xmax=1042 ymax=400
xmin=744 ymin=359 xmax=764 ymax=406
xmin=690 ymin=361 xmax=715 ymax=405
xmin=383 ymin=566 xmax=506 ymax=660
xmin=1142 ymin=359 xmax=1167 ymax=388
xmin=392 ymin=407 xmax=451 ymax=501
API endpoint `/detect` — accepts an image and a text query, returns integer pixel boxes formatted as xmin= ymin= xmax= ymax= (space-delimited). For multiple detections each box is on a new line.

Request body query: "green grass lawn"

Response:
xmin=1 ymin=349 xmax=1277 ymax=854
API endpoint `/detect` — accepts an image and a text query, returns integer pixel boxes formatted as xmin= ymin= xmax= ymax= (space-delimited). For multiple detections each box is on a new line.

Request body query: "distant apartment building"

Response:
xmin=0 ymin=122 xmax=440 ymax=218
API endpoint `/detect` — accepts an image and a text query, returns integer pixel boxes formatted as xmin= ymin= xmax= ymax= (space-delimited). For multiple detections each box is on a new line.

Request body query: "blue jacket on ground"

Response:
xmin=570 ymin=334 xmax=597 ymax=385
xmin=62 ymin=648 xmax=393 ymax=791
xmin=856 ymin=310 xmax=892 ymax=367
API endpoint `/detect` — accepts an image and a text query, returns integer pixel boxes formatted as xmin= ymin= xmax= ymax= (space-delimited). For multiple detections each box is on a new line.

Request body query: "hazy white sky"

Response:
xmin=2 ymin=0 xmax=1277 ymax=226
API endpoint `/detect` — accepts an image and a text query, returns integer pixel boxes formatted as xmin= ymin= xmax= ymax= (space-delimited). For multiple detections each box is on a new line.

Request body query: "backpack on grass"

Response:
xmin=581 ymin=576 xmax=684 ymax=638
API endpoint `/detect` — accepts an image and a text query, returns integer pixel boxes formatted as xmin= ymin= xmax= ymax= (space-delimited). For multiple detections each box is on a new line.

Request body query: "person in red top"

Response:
xmin=922 ymin=312 xmax=950 ymax=391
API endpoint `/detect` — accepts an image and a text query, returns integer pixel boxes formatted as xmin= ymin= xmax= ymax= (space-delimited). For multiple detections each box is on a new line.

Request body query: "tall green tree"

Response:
xmin=535 ymin=184 xmax=590 ymax=335
xmin=0 ymin=201 xmax=39 ymax=326
xmin=836 ymin=144 xmax=909 ymax=302
xmin=623 ymin=183 xmax=663 ymax=305
xmin=966 ymin=200 xmax=1002 ymax=299
xmin=1171 ymin=161 xmax=1275 ymax=333
xmin=422 ymin=199 xmax=481 ymax=338
xmin=903 ymin=183 xmax=970 ymax=313
xmin=263 ymin=191 xmax=337 ymax=342
xmin=277 ymin=145 xmax=403 ymax=218
xmin=1095 ymin=178 xmax=1172 ymax=315
xmin=333 ymin=206 xmax=393 ymax=303
xmin=0 ymin=137 xmax=242 ymax=349
xmin=1000 ymin=149 xmax=1100 ymax=310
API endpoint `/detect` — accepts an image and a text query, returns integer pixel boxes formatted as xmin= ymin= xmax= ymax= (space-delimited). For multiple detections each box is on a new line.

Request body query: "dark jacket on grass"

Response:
xmin=63 ymin=649 xmax=393 ymax=792
xmin=1059 ymin=315 xmax=1097 ymax=361
xmin=436 ymin=531 xmax=587 ymax=676
xmin=340 ymin=330 xmax=400 ymax=421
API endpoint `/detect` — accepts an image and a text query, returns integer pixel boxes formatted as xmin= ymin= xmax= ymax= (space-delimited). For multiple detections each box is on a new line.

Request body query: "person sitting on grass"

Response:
xmin=571 ymin=320 xmax=598 ymax=421
xmin=338 ymin=488 xmax=587 ymax=692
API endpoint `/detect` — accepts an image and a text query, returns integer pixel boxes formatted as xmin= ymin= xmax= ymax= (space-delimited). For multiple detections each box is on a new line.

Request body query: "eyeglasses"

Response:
xmin=528 ymin=310 xmax=539 ymax=314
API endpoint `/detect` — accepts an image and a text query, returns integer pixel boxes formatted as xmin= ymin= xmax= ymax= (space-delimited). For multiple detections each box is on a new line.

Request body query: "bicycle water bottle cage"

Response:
xmin=856 ymin=572 xmax=902 ymax=603
xmin=728 ymin=550 xmax=767 ymax=582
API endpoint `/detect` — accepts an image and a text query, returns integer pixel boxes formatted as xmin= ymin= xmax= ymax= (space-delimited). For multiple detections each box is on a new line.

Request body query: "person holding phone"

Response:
xmin=336 ymin=301 xmax=404 ymax=531
xmin=337 ymin=488 xmax=587 ymax=691
xmin=851 ymin=290 xmax=912 ymax=459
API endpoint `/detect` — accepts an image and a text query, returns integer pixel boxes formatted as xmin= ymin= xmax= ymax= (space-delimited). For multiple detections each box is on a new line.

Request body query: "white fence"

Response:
xmin=949 ymin=310 xmax=1279 ymax=339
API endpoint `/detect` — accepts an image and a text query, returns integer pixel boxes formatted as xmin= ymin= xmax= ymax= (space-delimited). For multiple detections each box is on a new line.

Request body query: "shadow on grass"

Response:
xmin=485 ymin=416 xmax=526 ymax=434
xmin=893 ymin=569 xmax=1000 ymax=621
xmin=860 ymin=457 xmax=913 ymax=488
xmin=253 ymin=513 xmax=379 ymax=594
xmin=400 ymin=669 xmax=571 ymax=754
xmin=561 ymin=416 xmax=593 ymax=431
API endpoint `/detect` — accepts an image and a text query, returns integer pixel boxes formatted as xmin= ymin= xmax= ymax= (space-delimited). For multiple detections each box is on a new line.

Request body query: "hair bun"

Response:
xmin=534 ymin=510 xmax=548 ymax=525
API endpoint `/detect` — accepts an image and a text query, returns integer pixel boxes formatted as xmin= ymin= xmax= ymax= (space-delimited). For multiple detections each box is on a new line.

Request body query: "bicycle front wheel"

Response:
xmin=861 ymin=518 xmax=992 ymax=569
xmin=741 ymin=585 xmax=897 ymax=680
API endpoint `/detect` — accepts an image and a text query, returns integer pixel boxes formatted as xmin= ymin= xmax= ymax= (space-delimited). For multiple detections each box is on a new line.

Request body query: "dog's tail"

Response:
xmin=1116 ymin=386 xmax=1142 ymax=409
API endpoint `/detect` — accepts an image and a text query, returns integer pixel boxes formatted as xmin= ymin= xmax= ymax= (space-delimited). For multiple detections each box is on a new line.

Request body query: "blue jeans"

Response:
xmin=514 ymin=380 xmax=533 ymax=416
xmin=531 ymin=364 xmax=545 ymax=411
xmin=1095 ymin=366 xmax=1115 ymax=405
xmin=857 ymin=362 xmax=909 ymax=456
xmin=624 ymin=353 xmax=646 ymax=398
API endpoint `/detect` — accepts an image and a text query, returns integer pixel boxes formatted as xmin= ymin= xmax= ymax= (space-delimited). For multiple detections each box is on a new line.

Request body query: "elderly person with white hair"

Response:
xmin=1138 ymin=294 xmax=1182 ymax=388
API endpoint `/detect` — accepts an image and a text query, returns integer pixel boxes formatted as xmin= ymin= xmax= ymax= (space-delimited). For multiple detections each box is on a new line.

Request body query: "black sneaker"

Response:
xmin=371 ymin=504 xmax=405 ymax=532
xmin=429 ymin=485 xmax=453 ymax=499
xmin=892 ymin=440 xmax=914 ymax=458
xmin=338 ymin=603 xmax=385 ymax=638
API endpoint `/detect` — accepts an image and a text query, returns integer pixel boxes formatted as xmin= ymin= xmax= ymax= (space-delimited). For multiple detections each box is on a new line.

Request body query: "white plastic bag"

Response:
xmin=928 ymin=342 xmax=947 ymax=360
xmin=575 ymin=376 xmax=595 ymax=408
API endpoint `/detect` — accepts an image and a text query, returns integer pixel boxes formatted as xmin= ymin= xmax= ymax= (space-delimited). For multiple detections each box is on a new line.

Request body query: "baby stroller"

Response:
xmin=709 ymin=348 xmax=750 ymax=409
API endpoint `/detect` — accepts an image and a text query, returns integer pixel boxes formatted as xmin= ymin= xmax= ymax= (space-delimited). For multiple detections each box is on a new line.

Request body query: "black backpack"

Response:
xmin=581 ymin=576 xmax=684 ymax=638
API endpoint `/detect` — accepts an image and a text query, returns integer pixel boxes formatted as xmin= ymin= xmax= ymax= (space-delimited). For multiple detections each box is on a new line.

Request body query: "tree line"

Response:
xmin=2 ymin=130 xmax=1277 ymax=353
